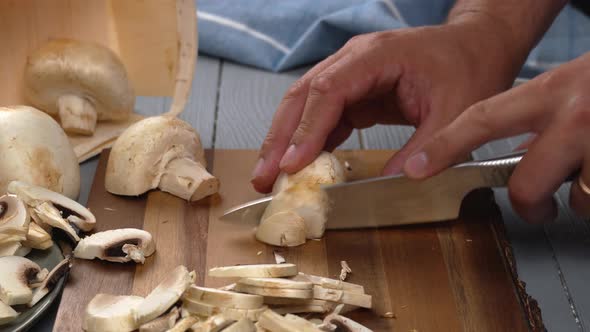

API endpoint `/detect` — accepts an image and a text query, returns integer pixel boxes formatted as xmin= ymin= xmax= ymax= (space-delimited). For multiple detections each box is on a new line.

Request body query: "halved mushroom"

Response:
xmin=0 ymin=194 xmax=30 ymax=243
xmin=24 ymin=39 xmax=135 ymax=136
xmin=105 ymin=116 xmax=219 ymax=201
xmin=133 ymin=265 xmax=195 ymax=326
xmin=28 ymin=256 xmax=71 ymax=307
xmin=138 ymin=307 xmax=180 ymax=332
xmin=8 ymin=181 xmax=96 ymax=232
xmin=0 ymin=106 xmax=80 ymax=199
xmin=73 ymin=228 xmax=155 ymax=263
xmin=0 ymin=300 xmax=18 ymax=326
xmin=23 ymin=222 xmax=53 ymax=250
xmin=256 ymin=152 xmax=345 ymax=246
xmin=83 ymin=294 xmax=144 ymax=332
xmin=0 ymin=256 xmax=44 ymax=305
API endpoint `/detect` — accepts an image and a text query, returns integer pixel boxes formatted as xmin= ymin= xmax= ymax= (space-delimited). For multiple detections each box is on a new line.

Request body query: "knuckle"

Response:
xmin=284 ymin=78 xmax=306 ymax=100
xmin=309 ymin=73 xmax=335 ymax=97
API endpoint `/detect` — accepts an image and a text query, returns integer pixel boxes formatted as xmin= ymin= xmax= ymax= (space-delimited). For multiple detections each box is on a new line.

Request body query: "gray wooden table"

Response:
xmin=37 ymin=55 xmax=589 ymax=331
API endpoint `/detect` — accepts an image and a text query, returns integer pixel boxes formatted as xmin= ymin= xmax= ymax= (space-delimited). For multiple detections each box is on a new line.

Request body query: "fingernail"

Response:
xmin=251 ymin=158 xmax=265 ymax=180
xmin=404 ymin=152 xmax=428 ymax=177
xmin=279 ymin=144 xmax=297 ymax=169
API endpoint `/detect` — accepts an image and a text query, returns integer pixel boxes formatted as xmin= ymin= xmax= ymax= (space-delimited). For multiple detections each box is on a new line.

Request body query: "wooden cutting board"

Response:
xmin=53 ymin=149 xmax=543 ymax=331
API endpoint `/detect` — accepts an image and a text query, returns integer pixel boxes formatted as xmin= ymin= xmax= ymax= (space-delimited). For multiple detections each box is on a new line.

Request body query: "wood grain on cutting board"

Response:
xmin=54 ymin=149 xmax=534 ymax=331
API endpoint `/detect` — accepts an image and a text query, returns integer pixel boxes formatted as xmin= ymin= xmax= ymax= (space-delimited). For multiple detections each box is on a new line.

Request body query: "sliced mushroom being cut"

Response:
xmin=28 ymin=256 xmax=72 ymax=307
xmin=0 ymin=256 xmax=44 ymax=305
xmin=24 ymin=39 xmax=135 ymax=136
xmin=0 ymin=106 xmax=80 ymax=199
xmin=105 ymin=116 xmax=219 ymax=202
xmin=133 ymin=265 xmax=195 ymax=326
xmin=0 ymin=300 xmax=18 ymax=326
xmin=74 ymin=228 xmax=155 ymax=263
xmin=83 ymin=294 xmax=144 ymax=332
xmin=8 ymin=181 xmax=96 ymax=232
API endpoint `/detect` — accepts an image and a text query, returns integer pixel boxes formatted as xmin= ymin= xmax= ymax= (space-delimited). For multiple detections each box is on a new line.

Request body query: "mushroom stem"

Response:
xmin=57 ymin=94 xmax=97 ymax=135
xmin=159 ymin=158 xmax=219 ymax=201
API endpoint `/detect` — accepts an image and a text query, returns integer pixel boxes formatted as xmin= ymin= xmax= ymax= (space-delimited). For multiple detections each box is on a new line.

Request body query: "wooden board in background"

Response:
xmin=54 ymin=149 xmax=540 ymax=331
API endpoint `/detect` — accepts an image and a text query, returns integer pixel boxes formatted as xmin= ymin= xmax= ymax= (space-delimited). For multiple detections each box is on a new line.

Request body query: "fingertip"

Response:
xmin=403 ymin=151 xmax=429 ymax=178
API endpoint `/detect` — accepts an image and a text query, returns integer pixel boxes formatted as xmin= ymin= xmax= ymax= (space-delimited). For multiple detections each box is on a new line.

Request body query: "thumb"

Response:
xmin=381 ymin=120 xmax=440 ymax=176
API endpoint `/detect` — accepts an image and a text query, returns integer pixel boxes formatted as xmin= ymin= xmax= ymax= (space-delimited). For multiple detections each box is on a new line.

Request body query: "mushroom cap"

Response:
xmin=105 ymin=116 xmax=205 ymax=196
xmin=0 ymin=106 xmax=80 ymax=198
xmin=272 ymin=152 xmax=345 ymax=194
xmin=0 ymin=256 xmax=41 ymax=305
xmin=24 ymin=39 xmax=134 ymax=121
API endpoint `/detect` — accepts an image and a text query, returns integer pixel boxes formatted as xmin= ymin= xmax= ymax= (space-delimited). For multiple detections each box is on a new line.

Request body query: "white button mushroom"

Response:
xmin=105 ymin=116 xmax=219 ymax=201
xmin=24 ymin=39 xmax=135 ymax=136
xmin=256 ymin=152 xmax=345 ymax=247
xmin=0 ymin=106 xmax=80 ymax=199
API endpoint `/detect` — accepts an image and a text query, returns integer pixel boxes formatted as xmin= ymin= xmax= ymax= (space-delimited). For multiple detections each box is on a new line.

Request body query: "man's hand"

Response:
xmin=251 ymin=18 xmax=524 ymax=193
xmin=404 ymin=52 xmax=590 ymax=223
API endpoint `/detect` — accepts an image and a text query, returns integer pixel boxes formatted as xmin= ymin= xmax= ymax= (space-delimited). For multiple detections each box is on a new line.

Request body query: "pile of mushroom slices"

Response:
xmin=0 ymin=181 xmax=157 ymax=326
xmin=256 ymin=152 xmax=347 ymax=247
xmin=83 ymin=263 xmax=373 ymax=332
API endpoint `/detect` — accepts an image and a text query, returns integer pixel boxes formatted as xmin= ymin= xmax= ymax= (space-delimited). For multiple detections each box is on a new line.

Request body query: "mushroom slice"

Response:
xmin=23 ymin=222 xmax=53 ymax=250
xmin=321 ymin=312 xmax=373 ymax=332
xmin=238 ymin=278 xmax=312 ymax=290
xmin=292 ymin=273 xmax=365 ymax=293
xmin=74 ymin=228 xmax=155 ymax=263
xmin=8 ymin=181 xmax=96 ymax=232
xmin=32 ymin=202 xmax=80 ymax=242
xmin=0 ymin=300 xmax=18 ymax=326
xmin=182 ymin=297 xmax=267 ymax=321
xmin=0 ymin=241 xmax=23 ymax=257
xmin=191 ymin=314 xmax=234 ymax=332
xmin=312 ymin=286 xmax=372 ymax=309
xmin=24 ymin=39 xmax=135 ymax=136
xmin=234 ymin=284 xmax=312 ymax=300
xmin=133 ymin=265 xmax=195 ymax=326
xmin=209 ymin=264 xmax=298 ymax=278
xmin=185 ymin=285 xmax=264 ymax=309
xmin=223 ymin=318 xmax=256 ymax=332
xmin=0 ymin=106 xmax=80 ymax=199
xmin=28 ymin=256 xmax=72 ymax=307
xmin=257 ymin=310 xmax=322 ymax=332
xmin=263 ymin=298 xmax=338 ymax=314
xmin=167 ymin=315 xmax=200 ymax=332
xmin=105 ymin=116 xmax=219 ymax=202
xmin=0 ymin=194 xmax=29 ymax=233
xmin=138 ymin=307 xmax=180 ymax=332
xmin=0 ymin=256 xmax=42 ymax=305
xmin=83 ymin=294 xmax=144 ymax=332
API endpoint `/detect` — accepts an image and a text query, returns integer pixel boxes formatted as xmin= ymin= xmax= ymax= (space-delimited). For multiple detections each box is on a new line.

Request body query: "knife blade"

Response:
xmin=220 ymin=150 xmax=578 ymax=229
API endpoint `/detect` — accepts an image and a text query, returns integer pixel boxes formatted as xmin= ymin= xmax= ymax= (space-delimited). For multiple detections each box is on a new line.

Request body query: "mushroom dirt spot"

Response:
xmin=27 ymin=147 xmax=62 ymax=193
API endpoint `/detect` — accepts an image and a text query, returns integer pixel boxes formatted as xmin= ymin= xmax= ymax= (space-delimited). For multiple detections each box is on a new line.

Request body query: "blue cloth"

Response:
xmin=197 ymin=1 xmax=590 ymax=77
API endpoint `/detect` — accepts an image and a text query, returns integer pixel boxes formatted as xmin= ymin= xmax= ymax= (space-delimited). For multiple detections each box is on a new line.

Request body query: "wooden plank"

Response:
xmin=215 ymin=62 xmax=360 ymax=149
xmin=205 ymin=149 xmax=534 ymax=330
xmin=53 ymin=150 xmax=213 ymax=331
xmin=135 ymin=55 xmax=220 ymax=148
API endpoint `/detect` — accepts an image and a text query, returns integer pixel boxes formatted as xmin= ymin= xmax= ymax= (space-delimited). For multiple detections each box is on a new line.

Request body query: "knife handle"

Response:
xmin=462 ymin=150 xmax=580 ymax=188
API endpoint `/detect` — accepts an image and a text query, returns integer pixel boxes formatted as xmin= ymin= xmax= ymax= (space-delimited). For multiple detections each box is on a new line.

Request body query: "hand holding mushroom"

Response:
xmin=24 ymin=39 xmax=135 ymax=136
xmin=105 ymin=116 xmax=219 ymax=201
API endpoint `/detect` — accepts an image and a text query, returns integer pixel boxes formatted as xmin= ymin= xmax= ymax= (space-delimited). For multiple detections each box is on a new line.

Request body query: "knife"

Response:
xmin=221 ymin=150 xmax=579 ymax=229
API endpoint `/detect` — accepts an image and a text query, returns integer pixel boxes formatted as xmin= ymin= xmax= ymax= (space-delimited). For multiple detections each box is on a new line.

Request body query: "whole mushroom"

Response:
xmin=105 ymin=116 xmax=219 ymax=201
xmin=24 ymin=39 xmax=135 ymax=135
xmin=0 ymin=106 xmax=80 ymax=199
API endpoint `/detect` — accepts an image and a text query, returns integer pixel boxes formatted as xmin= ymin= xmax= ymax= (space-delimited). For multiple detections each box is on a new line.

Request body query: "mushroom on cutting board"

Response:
xmin=24 ymin=39 xmax=135 ymax=136
xmin=74 ymin=228 xmax=155 ymax=264
xmin=105 ymin=116 xmax=219 ymax=201
xmin=256 ymin=152 xmax=345 ymax=246
xmin=0 ymin=106 xmax=80 ymax=199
